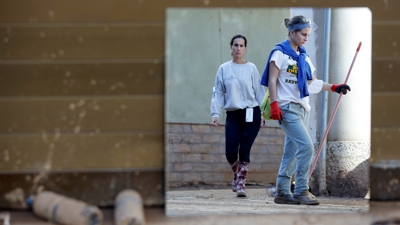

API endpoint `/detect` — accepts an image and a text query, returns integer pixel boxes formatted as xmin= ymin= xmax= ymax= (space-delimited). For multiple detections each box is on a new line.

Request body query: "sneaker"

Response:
xmin=232 ymin=180 xmax=237 ymax=192
xmin=294 ymin=190 xmax=320 ymax=205
xmin=266 ymin=186 xmax=277 ymax=197
xmin=274 ymin=194 xmax=301 ymax=205
xmin=237 ymin=189 xmax=246 ymax=197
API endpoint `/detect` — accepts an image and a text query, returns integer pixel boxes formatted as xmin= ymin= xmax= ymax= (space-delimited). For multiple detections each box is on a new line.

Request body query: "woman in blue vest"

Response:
xmin=261 ymin=15 xmax=351 ymax=205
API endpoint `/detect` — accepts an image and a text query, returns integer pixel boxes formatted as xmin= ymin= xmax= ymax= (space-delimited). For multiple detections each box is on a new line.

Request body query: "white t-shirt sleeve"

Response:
xmin=269 ymin=51 xmax=285 ymax=70
xmin=308 ymin=79 xmax=323 ymax=93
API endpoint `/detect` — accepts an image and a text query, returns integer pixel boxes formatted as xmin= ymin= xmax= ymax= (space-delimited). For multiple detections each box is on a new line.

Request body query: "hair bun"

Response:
xmin=284 ymin=18 xmax=290 ymax=28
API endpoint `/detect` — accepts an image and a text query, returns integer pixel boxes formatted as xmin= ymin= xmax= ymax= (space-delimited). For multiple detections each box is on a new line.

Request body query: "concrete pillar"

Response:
xmin=326 ymin=8 xmax=371 ymax=197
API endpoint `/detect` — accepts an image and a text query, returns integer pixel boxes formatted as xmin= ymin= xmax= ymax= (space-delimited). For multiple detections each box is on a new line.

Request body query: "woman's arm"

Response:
xmin=268 ymin=61 xmax=280 ymax=102
xmin=211 ymin=67 xmax=225 ymax=126
xmin=267 ymin=61 xmax=284 ymax=123
xmin=322 ymin=82 xmax=333 ymax=91
xmin=308 ymin=72 xmax=350 ymax=94
xmin=312 ymin=78 xmax=351 ymax=94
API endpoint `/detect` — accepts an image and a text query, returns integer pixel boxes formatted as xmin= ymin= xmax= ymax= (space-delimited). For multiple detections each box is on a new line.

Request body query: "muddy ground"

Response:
xmin=166 ymin=185 xmax=369 ymax=217
xmin=7 ymin=185 xmax=400 ymax=225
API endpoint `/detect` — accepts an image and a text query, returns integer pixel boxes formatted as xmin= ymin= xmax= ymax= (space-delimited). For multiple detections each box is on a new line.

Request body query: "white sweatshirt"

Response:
xmin=211 ymin=60 xmax=266 ymax=118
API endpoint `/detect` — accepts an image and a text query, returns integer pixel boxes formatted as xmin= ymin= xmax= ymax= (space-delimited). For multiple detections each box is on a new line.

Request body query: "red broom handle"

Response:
xmin=309 ymin=42 xmax=362 ymax=179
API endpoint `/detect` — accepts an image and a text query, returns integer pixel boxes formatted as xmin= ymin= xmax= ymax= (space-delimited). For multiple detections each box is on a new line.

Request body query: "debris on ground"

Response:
xmin=115 ymin=189 xmax=146 ymax=225
xmin=29 ymin=191 xmax=103 ymax=225
xmin=0 ymin=212 xmax=10 ymax=225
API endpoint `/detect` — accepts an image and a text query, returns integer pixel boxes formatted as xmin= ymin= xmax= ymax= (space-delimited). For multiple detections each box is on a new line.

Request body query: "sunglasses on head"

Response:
xmin=299 ymin=17 xmax=311 ymax=24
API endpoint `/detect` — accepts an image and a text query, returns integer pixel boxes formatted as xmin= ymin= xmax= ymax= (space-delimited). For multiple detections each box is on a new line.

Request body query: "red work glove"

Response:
xmin=270 ymin=101 xmax=284 ymax=124
xmin=331 ymin=84 xmax=351 ymax=95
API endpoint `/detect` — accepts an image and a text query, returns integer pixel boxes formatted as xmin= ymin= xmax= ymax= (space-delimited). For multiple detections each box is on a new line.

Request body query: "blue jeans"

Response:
xmin=276 ymin=102 xmax=313 ymax=196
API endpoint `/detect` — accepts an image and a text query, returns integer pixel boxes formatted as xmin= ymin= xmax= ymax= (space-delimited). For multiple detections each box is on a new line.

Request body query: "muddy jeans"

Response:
xmin=276 ymin=102 xmax=313 ymax=196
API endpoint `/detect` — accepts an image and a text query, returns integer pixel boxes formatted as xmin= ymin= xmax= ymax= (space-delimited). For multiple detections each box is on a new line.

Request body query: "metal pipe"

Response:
xmin=317 ymin=8 xmax=331 ymax=195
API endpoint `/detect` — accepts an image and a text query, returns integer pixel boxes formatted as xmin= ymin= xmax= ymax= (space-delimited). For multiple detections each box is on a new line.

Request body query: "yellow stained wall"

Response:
xmin=0 ymin=0 xmax=165 ymax=207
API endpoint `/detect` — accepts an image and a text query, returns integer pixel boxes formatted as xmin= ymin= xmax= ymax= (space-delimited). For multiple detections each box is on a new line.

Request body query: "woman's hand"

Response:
xmin=270 ymin=101 xmax=284 ymax=124
xmin=211 ymin=117 xmax=219 ymax=126
xmin=261 ymin=118 xmax=267 ymax=128
xmin=331 ymin=84 xmax=351 ymax=95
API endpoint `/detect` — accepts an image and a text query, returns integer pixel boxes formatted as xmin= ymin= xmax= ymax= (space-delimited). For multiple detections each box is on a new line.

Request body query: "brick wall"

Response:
xmin=166 ymin=123 xmax=285 ymax=188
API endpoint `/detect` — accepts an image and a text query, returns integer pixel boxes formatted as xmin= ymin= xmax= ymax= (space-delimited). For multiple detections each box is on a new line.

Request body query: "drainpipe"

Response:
xmin=319 ymin=8 xmax=331 ymax=195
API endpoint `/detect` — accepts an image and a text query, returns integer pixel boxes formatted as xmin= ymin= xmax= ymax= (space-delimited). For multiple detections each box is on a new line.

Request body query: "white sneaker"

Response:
xmin=237 ymin=189 xmax=246 ymax=197
xmin=266 ymin=186 xmax=277 ymax=197
xmin=232 ymin=181 xmax=237 ymax=192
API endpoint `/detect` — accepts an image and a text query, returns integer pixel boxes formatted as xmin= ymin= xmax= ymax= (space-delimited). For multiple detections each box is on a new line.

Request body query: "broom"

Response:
xmin=309 ymin=42 xmax=362 ymax=182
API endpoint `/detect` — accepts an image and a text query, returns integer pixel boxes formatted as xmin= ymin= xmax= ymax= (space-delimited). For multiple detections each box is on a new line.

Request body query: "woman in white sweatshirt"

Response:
xmin=211 ymin=34 xmax=266 ymax=197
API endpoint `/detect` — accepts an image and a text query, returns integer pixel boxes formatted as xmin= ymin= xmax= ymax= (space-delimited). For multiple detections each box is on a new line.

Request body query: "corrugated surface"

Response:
xmin=0 ymin=0 xmax=165 ymax=207
xmin=0 ymin=98 xmax=163 ymax=133
xmin=0 ymin=26 xmax=164 ymax=60
xmin=0 ymin=0 xmax=399 ymax=206
xmin=0 ymin=63 xmax=164 ymax=97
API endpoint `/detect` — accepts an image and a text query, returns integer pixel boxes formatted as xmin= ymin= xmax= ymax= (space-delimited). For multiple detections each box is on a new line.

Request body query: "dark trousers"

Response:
xmin=225 ymin=106 xmax=261 ymax=164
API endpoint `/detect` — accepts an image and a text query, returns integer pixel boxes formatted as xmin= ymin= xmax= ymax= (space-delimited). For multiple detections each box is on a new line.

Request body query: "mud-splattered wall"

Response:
xmin=0 ymin=0 xmax=165 ymax=208
xmin=0 ymin=0 xmax=399 ymax=210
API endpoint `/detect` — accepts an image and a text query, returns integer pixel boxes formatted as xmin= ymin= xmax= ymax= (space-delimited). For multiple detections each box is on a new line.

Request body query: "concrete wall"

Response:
xmin=165 ymin=8 xmax=289 ymax=187
xmin=325 ymin=8 xmax=372 ymax=197
xmin=166 ymin=8 xmax=288 ymax=126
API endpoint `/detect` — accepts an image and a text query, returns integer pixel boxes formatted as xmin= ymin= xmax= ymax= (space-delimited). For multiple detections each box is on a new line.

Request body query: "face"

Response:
xmin=291 ymin=28 xmax=312 ymax=47
xmin=230 ymin=38 xmax=246 ymax=58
